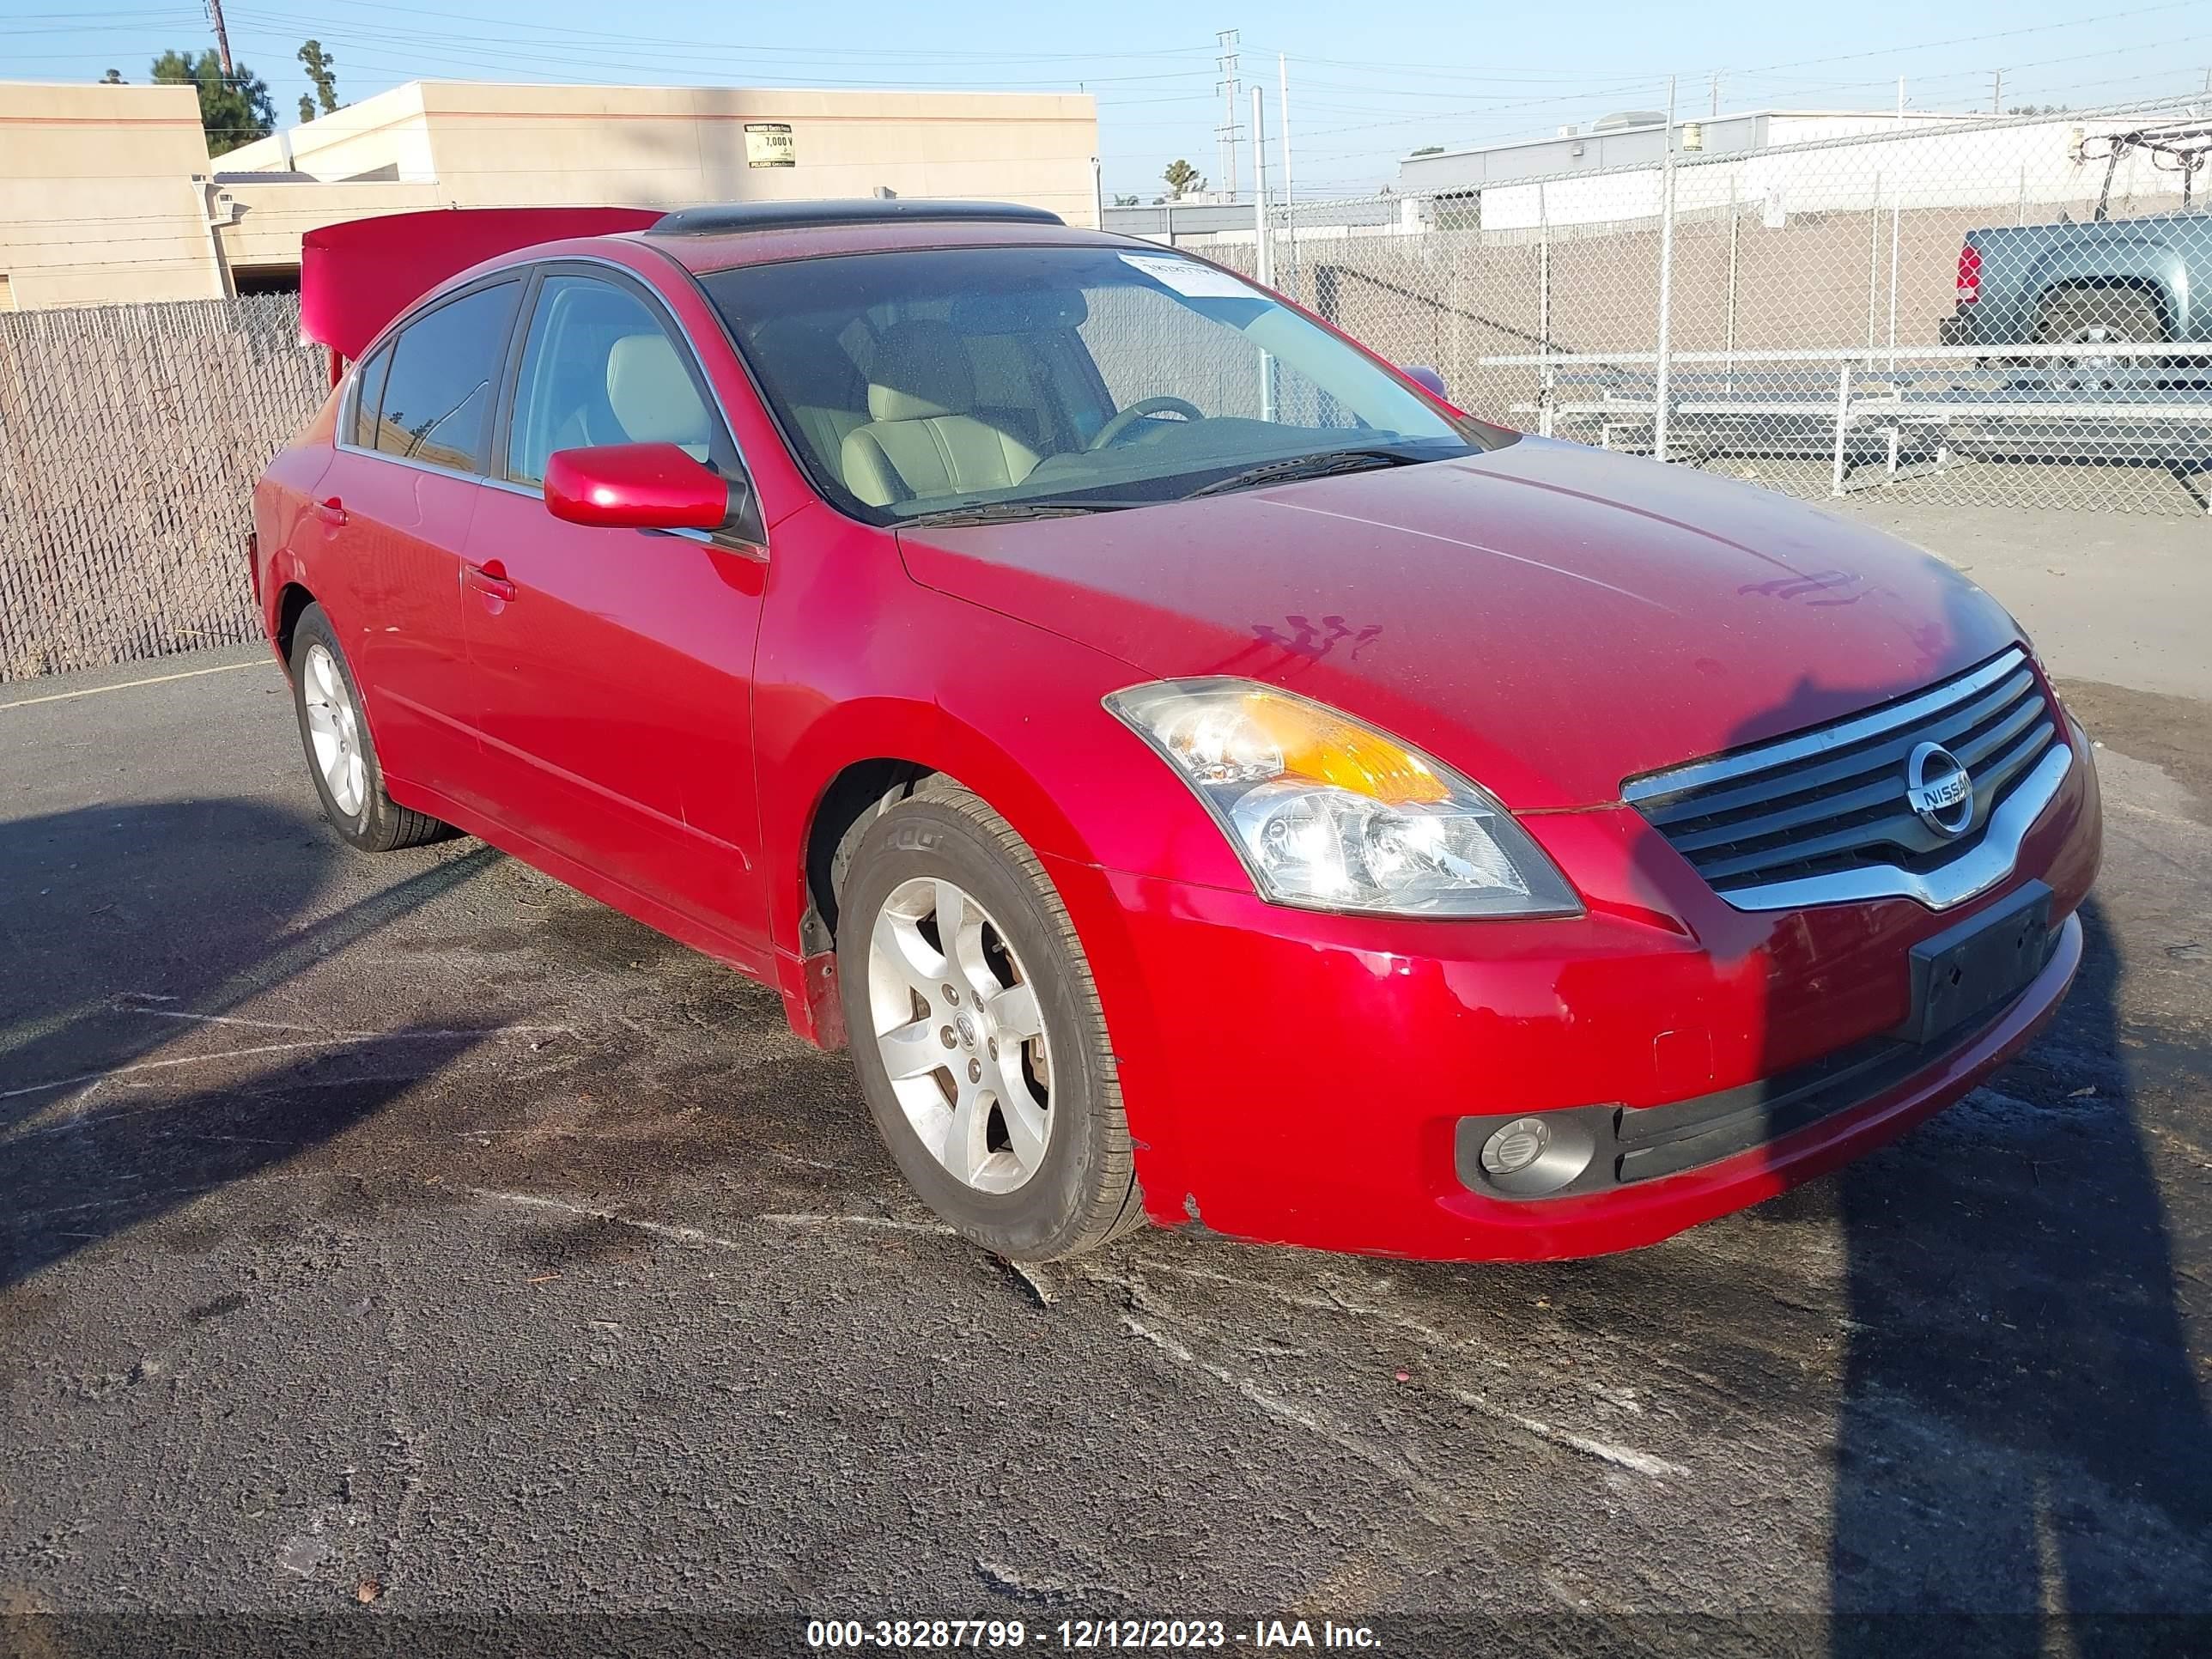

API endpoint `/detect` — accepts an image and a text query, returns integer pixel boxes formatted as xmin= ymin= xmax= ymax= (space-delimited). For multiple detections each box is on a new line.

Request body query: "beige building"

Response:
xmin=2 ymin=79 xmax=1100 ymax=310
xmin=0 ymin=82 xmax=229 ymax=309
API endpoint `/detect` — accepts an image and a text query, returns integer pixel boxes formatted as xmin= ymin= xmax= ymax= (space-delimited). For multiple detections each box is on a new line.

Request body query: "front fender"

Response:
xmin=752 ymin=530 xmax=1232 ymax=1218
xmin=750 ymin=515 xmax=1249 ymax=1205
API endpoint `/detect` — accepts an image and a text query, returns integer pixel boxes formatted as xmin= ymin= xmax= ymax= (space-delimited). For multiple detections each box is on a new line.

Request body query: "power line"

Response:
xmin=210 ymin=15 xmax=1215 ymax=94
xmin=1282 ymin=29 xmax=2209 ymax=154
xmin=1241 ymin=0 xmax=2203 ymax=88
xmin=228 ymin=0 xmax=1218 ymax=64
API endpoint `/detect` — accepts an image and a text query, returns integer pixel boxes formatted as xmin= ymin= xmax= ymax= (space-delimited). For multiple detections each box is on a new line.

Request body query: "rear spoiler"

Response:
xmin=300 ymin=206 xmax=661 ymax=380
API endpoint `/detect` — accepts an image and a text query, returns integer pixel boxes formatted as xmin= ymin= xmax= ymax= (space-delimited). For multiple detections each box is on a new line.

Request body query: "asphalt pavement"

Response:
xmin=2 ymin=519 xmax=2209 ymax=1654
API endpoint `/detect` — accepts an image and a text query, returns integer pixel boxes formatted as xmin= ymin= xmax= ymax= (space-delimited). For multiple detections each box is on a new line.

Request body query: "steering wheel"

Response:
xmin=1086 ymin=396 xmax=1206 ymax=451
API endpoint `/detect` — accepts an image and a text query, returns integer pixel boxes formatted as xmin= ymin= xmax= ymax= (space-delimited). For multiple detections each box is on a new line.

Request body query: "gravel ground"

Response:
xmin=2 ymin=514 xmax=2209 ymax=1654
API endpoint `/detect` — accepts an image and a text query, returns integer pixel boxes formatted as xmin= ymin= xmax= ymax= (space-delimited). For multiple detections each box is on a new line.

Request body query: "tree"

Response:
xmin=300 ymin=94 xmax=316 ymax=124
xmin=298 ymin=39 xmax=340 ymax=118
xmin=100 ymin=69 xmax=125 ymax=84
xmin=1162 ymin=158 xmax=1205 ymax=199
xmin=1410 ymin=145 xmax=1444 ymax=156
xmin=1111 ymin=192 xmax=1139 ymax=206
xmin=150 ymin=48 xmax=274 ymax=155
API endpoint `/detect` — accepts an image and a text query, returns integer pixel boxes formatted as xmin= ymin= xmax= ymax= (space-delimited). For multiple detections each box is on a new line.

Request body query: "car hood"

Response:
xmin=893 ymin=436 xmax=2022 ymax=810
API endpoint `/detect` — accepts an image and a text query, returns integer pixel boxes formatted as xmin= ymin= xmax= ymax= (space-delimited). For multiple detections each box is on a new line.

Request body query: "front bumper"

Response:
xmin=1047 ymin=724 xmax=2100 ymax=1261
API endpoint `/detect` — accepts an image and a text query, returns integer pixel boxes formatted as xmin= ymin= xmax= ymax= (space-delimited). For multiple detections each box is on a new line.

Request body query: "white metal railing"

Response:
xmin=1473 ymin=344 xmax=2212 ymax=509
xmin=1244 ymin=92 xmax=2212 ymax=515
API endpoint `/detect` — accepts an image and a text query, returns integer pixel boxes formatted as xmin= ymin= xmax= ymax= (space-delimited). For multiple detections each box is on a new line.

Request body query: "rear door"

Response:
xmin=460 ymin=264 xmax=774 ymax=961
xmin=323 ymin=277 xmax=522 ymax=807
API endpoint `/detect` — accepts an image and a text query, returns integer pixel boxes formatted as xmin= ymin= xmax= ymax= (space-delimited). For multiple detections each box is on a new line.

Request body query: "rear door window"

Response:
xmin=366 ymin=281 xmax=521 ymax=473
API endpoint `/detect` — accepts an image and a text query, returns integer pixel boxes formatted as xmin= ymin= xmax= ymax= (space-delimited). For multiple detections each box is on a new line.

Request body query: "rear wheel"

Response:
xmin=836 ymin=777 xmax=1144 ymax=1261
xmin=2035 ymin=287 xmax=2166 ymax=388
xmin=289 ymin=604 xmax=453 ymax=853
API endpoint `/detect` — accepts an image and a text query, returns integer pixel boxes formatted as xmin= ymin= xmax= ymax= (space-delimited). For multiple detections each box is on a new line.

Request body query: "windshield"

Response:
xmin=701 ymin=245 xmax=1507 ymax=524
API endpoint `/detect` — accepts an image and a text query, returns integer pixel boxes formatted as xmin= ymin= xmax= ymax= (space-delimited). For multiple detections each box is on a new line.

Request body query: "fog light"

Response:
xmin=1468 ymin=1112 xmax=1597 ymax=1198
xmin=1481 ymin=1117 xmax=1550 ymax=1176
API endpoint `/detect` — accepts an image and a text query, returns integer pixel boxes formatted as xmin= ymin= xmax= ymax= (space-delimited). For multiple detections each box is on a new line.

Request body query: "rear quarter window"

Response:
xmin=349 ymin=345 xmax=393 ymax=450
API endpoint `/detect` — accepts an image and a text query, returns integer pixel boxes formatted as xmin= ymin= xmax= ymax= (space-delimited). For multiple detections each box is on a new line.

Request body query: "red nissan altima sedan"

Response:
xmin=250 ymin=199 xmax=2100 ymax=1262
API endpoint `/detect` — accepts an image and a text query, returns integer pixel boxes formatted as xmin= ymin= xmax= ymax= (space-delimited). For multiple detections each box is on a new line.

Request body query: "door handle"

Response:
xmin=464 ymin=559 xmax=518 ymax=602
xmin=313 ymin=496 xmax=348 ymax=526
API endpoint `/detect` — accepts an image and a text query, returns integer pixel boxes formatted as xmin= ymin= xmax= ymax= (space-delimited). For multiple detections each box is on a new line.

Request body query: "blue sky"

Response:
xmin=9 ymin=0 xmax=2211 ymax=198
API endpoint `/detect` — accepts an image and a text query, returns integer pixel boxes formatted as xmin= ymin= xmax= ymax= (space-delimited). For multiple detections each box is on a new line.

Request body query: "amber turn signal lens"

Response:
xmin=1246 ymin=695 xmax=1451 ymax=805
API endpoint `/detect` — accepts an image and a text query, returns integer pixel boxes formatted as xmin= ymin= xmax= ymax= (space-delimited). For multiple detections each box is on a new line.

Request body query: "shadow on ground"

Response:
xmin=0 ymin=799 xmax=500 ymax=1290
xmin=1827 ymin=896 xmax=2212 ymax=1654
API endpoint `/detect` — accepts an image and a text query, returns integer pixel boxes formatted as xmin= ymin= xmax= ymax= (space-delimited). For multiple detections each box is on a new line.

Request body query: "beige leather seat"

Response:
xmin=746 ymin=316 xmax=872 ymax=471
xmin=606 ymin=332 xmax=712 ymax=459
xmin=791 ymin=399 xmax=869 ymax=469
xmin=839 ymin=319 xmax=1041 ymax=507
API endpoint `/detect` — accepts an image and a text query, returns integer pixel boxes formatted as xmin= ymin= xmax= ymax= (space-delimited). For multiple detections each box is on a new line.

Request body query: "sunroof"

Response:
xmin=649 ymin=199 xmax=1065 ymax=237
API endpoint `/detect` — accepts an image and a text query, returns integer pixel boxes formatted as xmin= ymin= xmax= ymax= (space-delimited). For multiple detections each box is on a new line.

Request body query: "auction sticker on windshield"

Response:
xmin=1118 ymin=252 xmax=1255 ymax=298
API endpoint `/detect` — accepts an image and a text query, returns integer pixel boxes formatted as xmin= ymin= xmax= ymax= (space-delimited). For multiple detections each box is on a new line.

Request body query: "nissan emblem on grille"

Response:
xmin=1621 ymin=646 xmax=2069 ymax=911
xmin=1906 ymin=742 xmax=1975 ymax=838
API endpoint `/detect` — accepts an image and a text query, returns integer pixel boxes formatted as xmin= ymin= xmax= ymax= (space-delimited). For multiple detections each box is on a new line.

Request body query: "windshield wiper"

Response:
xmin=1184 ymin=447 xmax=1437 ymax=500
xmin=899 ymin=500 xmax=1130 ymax=527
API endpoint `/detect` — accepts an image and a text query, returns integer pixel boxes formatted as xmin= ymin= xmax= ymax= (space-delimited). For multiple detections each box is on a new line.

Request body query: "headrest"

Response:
xmin=866 ymin=319 xmax=975 ymax=422
xmin=606 ymin=331 xmax=711 ymax=447
xmin=749 ymin=314 xmax=868 ymax=398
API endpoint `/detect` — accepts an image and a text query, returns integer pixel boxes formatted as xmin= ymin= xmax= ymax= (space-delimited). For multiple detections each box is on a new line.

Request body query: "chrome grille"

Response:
xmin=1624 ymin=647 xmax=2071 ymax=912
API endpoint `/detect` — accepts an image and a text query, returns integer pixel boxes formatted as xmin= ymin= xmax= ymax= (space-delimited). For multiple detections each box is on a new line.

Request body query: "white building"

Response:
xmin=1397 ymin=106 xmax=2212 ymax=230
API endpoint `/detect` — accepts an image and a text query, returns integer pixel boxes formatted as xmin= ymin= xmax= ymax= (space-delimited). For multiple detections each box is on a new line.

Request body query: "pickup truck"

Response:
xmin=1937 ymin=209 xmax=2210 ymax=350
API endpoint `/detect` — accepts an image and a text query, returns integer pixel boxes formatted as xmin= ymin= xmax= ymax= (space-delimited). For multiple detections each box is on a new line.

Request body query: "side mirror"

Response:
xmin=544 ymin=442 xmax=733 ymax=532
xmin=1401 ymin=364 xmax=1449 ymax=401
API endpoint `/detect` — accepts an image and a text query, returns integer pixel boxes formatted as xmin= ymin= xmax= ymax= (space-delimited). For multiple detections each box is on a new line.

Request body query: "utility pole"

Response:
xmin=1653 ymin=74 xmax=1678 ymax=465
xmin=205 ymin=0 xmax=234 ymax=76
xmin=1278 ymin=52 xmax=1297 ymax=289
xmin=1216 ymin=28 xmax=1241 ymax=202
xmin=1709 ymin=71 xmax=1720 ymax=118
xmin=1250 ymin=88 xmax=1272 ymax=289
xmin=1991 ymin=69 xmax=2002 ymax=115
xmin=1252 ymin=85 xmax=1276 ymax=422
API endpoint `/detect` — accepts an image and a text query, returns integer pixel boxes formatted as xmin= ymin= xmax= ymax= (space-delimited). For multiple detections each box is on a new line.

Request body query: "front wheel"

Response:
xmin=836 ymin=777 xmax=1145 ymax=1260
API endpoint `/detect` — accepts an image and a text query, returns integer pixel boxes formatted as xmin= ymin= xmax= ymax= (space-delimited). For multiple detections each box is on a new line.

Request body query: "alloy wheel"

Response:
xmin=865 ymin=875 xmax=1054 ymax=1194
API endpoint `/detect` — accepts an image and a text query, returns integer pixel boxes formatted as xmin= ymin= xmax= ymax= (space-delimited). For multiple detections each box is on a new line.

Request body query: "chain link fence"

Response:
xmin=1191 ymin=96 xmax=2212 ymax=515
xmin=0 ymin=294 xmax=326 ymax=681
xmin=6 ymin=120 xmax=2207 ymax=682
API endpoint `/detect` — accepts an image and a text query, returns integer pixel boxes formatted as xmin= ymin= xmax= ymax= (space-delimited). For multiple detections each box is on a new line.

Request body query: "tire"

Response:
xmin=2034 ymin=287 xmax=2168 ymax=389
xmin=836 ymin=776 xmax=1145 ymax=1261
xmin=2033 ymin=286 xmax=2166 ymax=346
xmin=289 ymin=604 xmax=454 ymax=853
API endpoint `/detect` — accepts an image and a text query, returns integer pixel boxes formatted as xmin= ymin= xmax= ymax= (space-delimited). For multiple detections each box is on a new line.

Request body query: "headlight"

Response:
xmin=1105 ymin=678 xmax=1581 ymax=919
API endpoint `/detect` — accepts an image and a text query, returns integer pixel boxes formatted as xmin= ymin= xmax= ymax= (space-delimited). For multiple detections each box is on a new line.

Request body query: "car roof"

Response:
xmin=306 ymin=204 xmax=1165 ymax=362
xmin=626 ymin=216 xmax=1139 ymax=276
